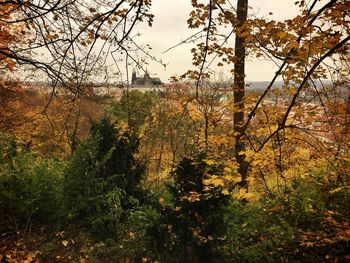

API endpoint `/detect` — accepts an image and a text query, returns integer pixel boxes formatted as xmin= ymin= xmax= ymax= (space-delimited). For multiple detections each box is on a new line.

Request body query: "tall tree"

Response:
xmin=184 ymin=0 xmax=349 ymax=190
xmin=233 ymin=0 xmax=248 ymax=188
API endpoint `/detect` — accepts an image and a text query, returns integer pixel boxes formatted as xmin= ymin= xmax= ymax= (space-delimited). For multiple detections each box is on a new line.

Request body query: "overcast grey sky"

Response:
xmin=133 ymin=0 xmax=301 ymax=82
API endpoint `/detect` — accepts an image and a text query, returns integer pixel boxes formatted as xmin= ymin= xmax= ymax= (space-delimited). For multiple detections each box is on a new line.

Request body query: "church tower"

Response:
xmin=131 ymin=70 xmax=137 ymax=85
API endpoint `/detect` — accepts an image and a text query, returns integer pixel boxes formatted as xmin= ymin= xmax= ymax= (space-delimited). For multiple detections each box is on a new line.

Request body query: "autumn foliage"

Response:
xmin=0 ymin=4 xmax=17 ymax=70
xmin=1 ymin=0 xmax=350 ymax=262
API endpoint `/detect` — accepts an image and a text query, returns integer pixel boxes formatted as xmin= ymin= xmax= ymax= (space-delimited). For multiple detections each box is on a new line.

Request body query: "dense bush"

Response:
xmin=223 ymin=169 xmax=350 ymax=263
xmin=151 ymin=153 xmax=230 ymax=263
xmin=64 ymin=118 xmax=148 ymax=240
xmin=0 ymin=132 xmax=65 ymax=233
xmin=92 ymin=205 xmax=160 ymax=262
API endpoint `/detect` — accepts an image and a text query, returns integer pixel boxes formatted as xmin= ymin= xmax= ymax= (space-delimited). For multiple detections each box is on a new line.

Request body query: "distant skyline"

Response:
xmin=132 ymin=0 xmax=302 ymax=83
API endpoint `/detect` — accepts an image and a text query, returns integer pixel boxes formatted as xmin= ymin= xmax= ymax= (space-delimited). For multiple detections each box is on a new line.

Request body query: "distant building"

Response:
xmin=131 ymin=70 xmax=162 ymax=87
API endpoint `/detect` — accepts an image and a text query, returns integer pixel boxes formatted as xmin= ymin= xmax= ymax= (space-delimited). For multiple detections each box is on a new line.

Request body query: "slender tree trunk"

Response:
xmin=204 ymin=110 xmax=209 ymax=148
xmin=234 ymin=0 xmax=249 ymax=189
xmin=69 ymin=107 xmax=81 ymax=156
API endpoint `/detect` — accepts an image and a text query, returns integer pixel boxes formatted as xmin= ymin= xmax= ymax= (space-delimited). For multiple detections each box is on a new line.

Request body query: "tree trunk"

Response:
xmin=234 ymin=0 xmax=249 ymax=189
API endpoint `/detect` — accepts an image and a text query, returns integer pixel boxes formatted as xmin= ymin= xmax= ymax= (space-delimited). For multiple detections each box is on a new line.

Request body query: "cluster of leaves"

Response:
xmin=0 ymin=3 xmax=21 ymax=71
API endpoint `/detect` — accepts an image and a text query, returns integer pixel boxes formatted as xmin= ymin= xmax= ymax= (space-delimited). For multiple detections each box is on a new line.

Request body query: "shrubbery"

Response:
xmin=0 ymin=132 xmax=65 ymax=233
xmin=1 ymin=126 xmax=349 ymax=262
xmin=222 ymin=169 xmax=350 ymax=263
xmin=64 ymin=117 xmax=149 ymax=240
xmin=150 ymin=153 xmax=231 ymax=262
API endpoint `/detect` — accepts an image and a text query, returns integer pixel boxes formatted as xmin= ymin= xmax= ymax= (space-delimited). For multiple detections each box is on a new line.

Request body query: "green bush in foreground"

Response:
xmin=0 ymin=132 xmax=65 ymax=233
xmin=149 ymin=153 xmax=230 ymax=263
xmin=64 ymin=118 xmax=147 ymax=240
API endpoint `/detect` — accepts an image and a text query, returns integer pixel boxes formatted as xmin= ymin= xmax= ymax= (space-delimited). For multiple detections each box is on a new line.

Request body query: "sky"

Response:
xmin=132 ymin=0 xmax=301 ymax=83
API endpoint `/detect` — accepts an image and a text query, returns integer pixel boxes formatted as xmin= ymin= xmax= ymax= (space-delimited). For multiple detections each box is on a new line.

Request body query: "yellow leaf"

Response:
xmin=221 ymin=189 xmax=230 ymax=195
xmin=328 ymin=187 xmax=342 ymax=195
xmin=204 ymin=159 xmax=215 ymax=165
xmin=187 ymin=191 xmax=200 ymax=202
xmin=224 ymin=167 xmax=232 ymax=173
xmin=159 ymin=197 xmax=165 ymax=204
xmin=277 ymin=31 xmax=287 ymax=39
xmin=175 ymin=206 xmax=182 ymax=211
xmin=24 ymin=255 xmax=33 ymax=263
xmin=234 ymin=189 xmax=255 ymax=200
xmin=212 ymin=178 xmax=225 ymax=187
xmin=289 ymin=41 xmax=299 ymax=50
xmin=62 ymin=240 xmax=69 ymax=247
